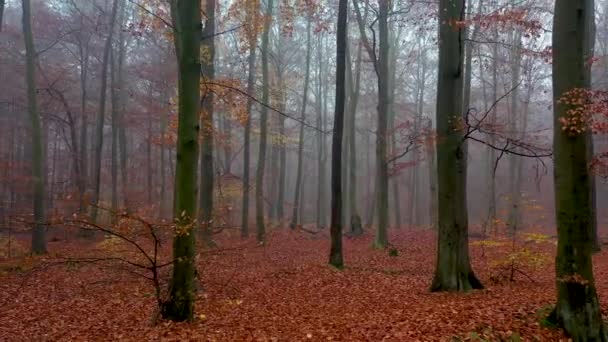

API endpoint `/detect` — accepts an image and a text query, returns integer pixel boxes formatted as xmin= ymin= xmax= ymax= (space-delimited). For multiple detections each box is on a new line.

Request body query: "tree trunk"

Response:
xmin=268 ymin=113 xmax=279 ymax=219
xmin=241 ymin=44 xmax=256 ymax=238
xmin=584 ymin=1 xmax=600 ymax=253
xmin=0 ymin=0 xmax=5 ymax=32
xmin=77 ymin=28 xmax=90 ymax=216
xmin=116 ymin=7 xmax=128 ymax=213
xmin=425 ymin=121 xmax=438 ymax=230
xmin=91 ymin=0 xmax=119 ymax=224
xmin=389 ymin=26 xmax=403 ymax=229
xmin=346 ymin=33 xmax=363 ymax=236
xmin=110 ymin=0 xmax=126 ymax=219
xmin=22 ymin=0 xmax=47 ymax=254
xmin=162 ymin=0 xmax=202 ymax=322
xmin=431 ymin=0 xmax=482 ymax=292
xmin=483 ymin=29 xmax=499 ymax=235
xmin=316 ymin=34 xmax=325 ymax=229
xmin=290 ymin=18 xmax=312 ymax=229
xmin=110 ymin=47 xmax=119 ymax=220
xmin=199 ymin=0 xmax=216 ymax=248
xmin=255 ymin=0 xmax=273 ymax=243
xmin=374 ymin=0 xmax=390 ymax=249
xmin=329 ymin=0 xmax=347 ymax=269
xmin=551 ymin=0 xmax=607 ymax=339
xmin=507 ymin=30 xmax=523 ymax=234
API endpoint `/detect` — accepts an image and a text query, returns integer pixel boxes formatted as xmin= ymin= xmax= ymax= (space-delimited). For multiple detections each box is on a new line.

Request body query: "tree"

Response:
xmin=352 ymin=0 xmax=389 ymax=247
xmin=374 ymin=0 xmax=390 ymax=248
xmin=91 ymin=0 xmax=119 ymax=224
xmin=110 ymin=0 xmax=127 ymax=219
xmin=199 ymin=0 xmax=216 ymax=248
xmin=329 ymin=0 xmax=348 ymax=269
xmin=241 ymin=38 xmax=257 ymax=238
xmin=1 ymin=0 xmax=5 ymax=31
xmin=431 ymin=0 xmax=482 ymax=292
xmin=346 ymin=29 xmax=364 ymax=236
xmin=22 ymin=0 xmax=46 ymax=254
xmin=550 ymin=0 xmax=607 ymax=339
xmin=162 ymin=0 xmax=202 ymax=322
xmin=290 ymin=16 xmax=312 ymax=230
xmin=255 ymin=0 xmax=273 ymax=243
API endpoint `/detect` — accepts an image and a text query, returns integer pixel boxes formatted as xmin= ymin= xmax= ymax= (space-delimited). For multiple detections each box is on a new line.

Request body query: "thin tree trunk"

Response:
xmin=77 ymin=29 xmax=90 ymax=216
xmin=91 ymin=0 xmax=119 ymax=223
xmin=199 ymin=0 xmax=216 ymax=248
xmin=507 ymin=30 xmax=523 ymax=234
xmin=374 ymin=0 xmax=390 ymax=249
xmin=0 ymin=0 xmax=5 ymax=32
xmin=22 ymin=0 xmax=46 ymax=254
xmin=110 ymin=0 xmax=126 ymax=219
xmin=389 ymin=27 xmax=402 ymax=229
xmin=116 ymin=6 xmax=128 ymax=212
xmin=290 ymin=18 xmax=312 ymax=229
xmin=277 ymin=113 xmax=286 ymax=220
xmin=329 ymin=0 xmax=347 ymax=269
xmin=162 ymin=0 xmax=201 ymax=322
xmin=110 ymin=46 xmax=119 ymax=220
xmin=315 ymin=34 xmax=325 ymax=229
xmin=426 ymin=121 xmax=438 ymax=230
xmin=255 ymin=0 xmax=273 ymax=243
xmin=346 ymin=32 xmax=363 ymax=236
xmin=241 ymin=44 xmax=256 ymax=238
xmin=483 ymin=29 xmax=499 ymax=235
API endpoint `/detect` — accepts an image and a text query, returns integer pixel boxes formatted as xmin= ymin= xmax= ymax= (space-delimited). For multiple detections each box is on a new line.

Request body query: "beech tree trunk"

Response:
xmin=0 ymin=0 xmax=5 ymax=32
xmin=316 ymin=34 xmax=326 ymax=229
xmin=374 ymin=0 xmax=390 ymax=248
xmin=199 ymin=0 xmax=216 ymax=248
xmin=22 ymin=0 xmax=46 ymax=254
xmin=255 ymin=0 xmax=273 ymax=243
xmin=241 ymin=44 xmax=256 ymax=238
xmin=77 ymin=17 xmax=91 ymax=215
xmin=110 ymin=0 xmax=126 ymax=219
xmin=507 ymin=31 xmax=523 ymax=234
xmin=162 ymin=0 xmax=201 ymax=322
xmin=290 ymin=18 xmax=312 ymax=229
xmin=431 ymin=0 xmax=482 ymax=292
xmin=346 ymin=33 xmax=363 ymax=236
xmin=91 ymin=0 xmax=119 ymax=224
xmin=551 ymin=0 xmax=607 ymax=339
xmin=329 ymin=0 xmax=347 ymax=269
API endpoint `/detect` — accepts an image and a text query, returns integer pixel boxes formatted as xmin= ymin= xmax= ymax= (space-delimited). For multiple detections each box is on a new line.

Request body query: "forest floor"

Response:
xmin=0 ymin=227 xmax=607 ymax=341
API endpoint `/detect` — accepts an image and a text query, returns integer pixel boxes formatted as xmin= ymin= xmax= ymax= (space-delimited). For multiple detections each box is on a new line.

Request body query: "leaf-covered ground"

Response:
xmin=1 ymin=229 xmax=607 ymax=341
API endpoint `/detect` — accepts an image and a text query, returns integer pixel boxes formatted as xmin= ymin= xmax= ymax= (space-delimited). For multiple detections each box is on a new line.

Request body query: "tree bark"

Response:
xmin=374 ymin=0 xmax=390 ymax=248
xmin=0 ymin=0 xmax=5 ymax=32
xmin=255 ymin=0 xmax=273 ymax=243
xmin=290 ymin=18 xmax=312 ymax=229
xmin=22 ymin=0 xmax=46 ymax=254
xmin=551 ymin=0 xmax=607 ymax=339
xmin=346 ymin=31 xmax=363 ymax=236
xmin=110 ymin=0 xmax=126 ymax=220
xmin=241 ymin=44 xmax=256 ymax=238
xmin=431 ymin=0 xmax=482 ymax=292
xmin=162 ymin=0 xmax=201 ymax=322
xmin=507 ymin=30 xmax=523 ymax=235
xmin=76 ymin=16 xmax=91 ymax=216
xmin=91 ymin=0 xmax=119 ymax=224
xmin=316 ymin=34 xmax=326 ymax=229
xmin=329 ymin=0 xmax=348 ymax=269
xmin=199 ymin=0 xmax=216 ymax=248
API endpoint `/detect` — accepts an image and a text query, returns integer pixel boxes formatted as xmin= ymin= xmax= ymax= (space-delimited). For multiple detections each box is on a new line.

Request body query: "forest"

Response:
xmin=0 ymin=0 xmax=607 ymax=340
